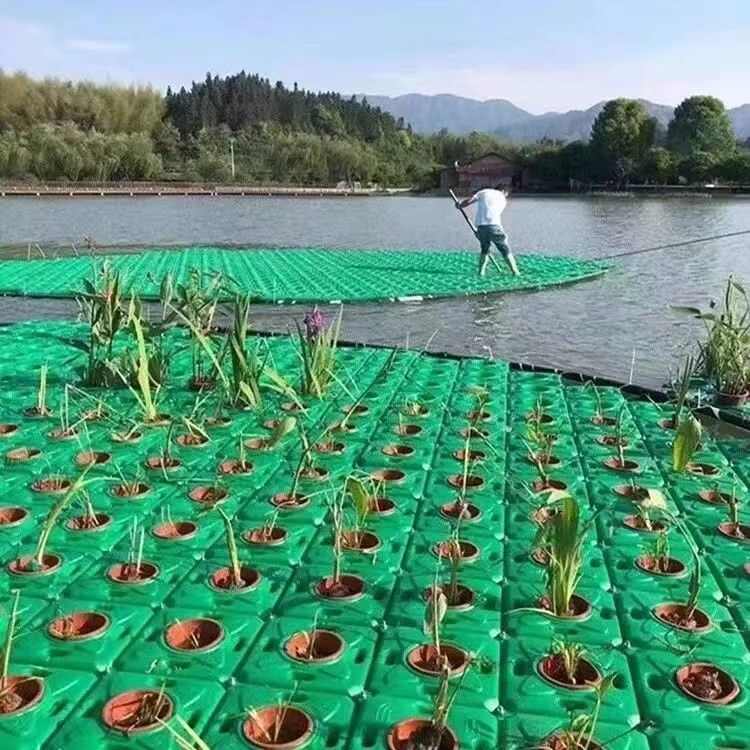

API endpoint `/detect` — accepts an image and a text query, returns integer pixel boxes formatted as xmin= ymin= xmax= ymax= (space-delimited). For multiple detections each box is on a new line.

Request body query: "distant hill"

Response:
xmin=365 ymin=93 xmax=750 ymax=142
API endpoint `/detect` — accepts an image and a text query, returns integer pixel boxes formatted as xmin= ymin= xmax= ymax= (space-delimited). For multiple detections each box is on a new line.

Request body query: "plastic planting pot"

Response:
xmin=101 ymin=689 xmax=174 ymax=735
xmin=164 ymin=617 xmax=225 ymax=653
xmin=242 ymin=705 xmax=314 ymax=749
xmin=47 ymin=611 xmax=111 ymax=641
xmin=284 ymin=629 xmax=346 ymax=665
xmin=0 ymin=676 xmax=45 ymax=717
xmin=674 ymin=662 xmax=740 ymax=705
xmin=386 ymin=720 xmax=458 ymax=750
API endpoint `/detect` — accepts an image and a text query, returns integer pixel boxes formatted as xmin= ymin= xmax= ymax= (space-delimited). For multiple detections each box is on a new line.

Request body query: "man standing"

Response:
xmin=455 ymin=185 xmax=519 ymax=276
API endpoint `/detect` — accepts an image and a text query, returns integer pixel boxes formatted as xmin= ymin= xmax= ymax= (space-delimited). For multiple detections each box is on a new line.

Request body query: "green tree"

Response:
xmin=589 ymin=99 xmax=655 ymax=181
xmin=667 ymin=96 xmax=735 ymax=159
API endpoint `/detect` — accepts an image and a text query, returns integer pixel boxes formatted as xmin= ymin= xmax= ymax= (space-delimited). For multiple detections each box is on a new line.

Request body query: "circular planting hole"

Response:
xmin=271 ymin=493 xmax=310 ymax=510
xmin=244 ymin=527 xmax=288 ymax=546
xmin=371 ymin=468 xmax=406 ymax=484
xmin=7 ymin=553 xmax=61 ymax=577
xmin=440 ymin=500 xmax=482 ymax=523
xmin=284 ymin=629 xmax=346 ymax=664
xmin=532 ymin=479 xmax=568 ymax=493
xmin=144 ymin=413 xmax=172 ymax=427
xmin=635 ymin=555 xmax=687 ymax=577
xmin=188 ymin=486 xmax=229 ymax=506
xmin=591 ymin=415 xmax=617 ymax=427
xmin=446 ymin=473 xmax=484 ymax=490
xmin=395 ymin=424 xmax=422 ymax=437
xmin=31 ymin=476 xmax=71 ymax=495
xmin=107 ymin=561 xmax=159 ymax=585
xmin=369 ymin=496 xmax=396 ymax=516
xmin=622 ymin=515 xmax=668 ymax=534
xmin=315 ymin=574 xmax=365 ymax=602
xmin=48 ymin=427 xmax=77 ymax=442
xmin=596 ymin=435 xmax=628 ymax=448
xmin=538 ymin=594 xmax=592 ymax=621
xmin=189 ymin=376 xmax=215 ymax=392
xmin=532 ymin=506 xmax=559 ymax=526
xmin=452 ymin=448 xmax=486 ymax=463
xmin=48 ymin=611 xmax=110 ymax=641
xmin=112 ymin=482 xmax=151 ymax=499
xmin=424 ymin=584 xmax=475 ymax=611
xmin=531 ymin=547 xmax=550 ymax=566
xmin=242 ymin=705 xmax=314 ymax=750
xmin=209 ymin=565 xmax=261 ymax=593
xmin=717 ymin=521 xmax=750 ymax=542
xmin=432 ymin=540 xmax=480 ymax=563
xmin=653 ymin=603 xmax=713 ymax=633
xmin=343 ymin=403 xmax=369 ymax=416
xmin=0 ymin=676 xmax=45 ymax=717
xmin=175 ymin=433 xmax=210 ymax=448
xmin=6 ymin=447 xmax=41 ymax=463
xmin=527 ymin=453 xmax=561 ymax=467
xmin=387 ymin=719 xmax=457 ymax=750
xmin=66 ymin=513 xmax=112 ymax=532
xmin=314 ymin=441 xmax=345 ymax=455
xmin=152 ymin=520 xmax=198 ymax=541
xmin=537 ymin=653 xmax=601 ymax=690
xmin=460 ymin=426 xmax=489 ymax=439
xmin=341 ymin=530 xmax=382 ymax=554
xmin=298 ymin=466 xmax=329 ymax=482
xmin=111 ymin=430 xmax=143 ymax=444
xmin=145 ymin=456 xmax=182 ymax=471
xmin=219 ymin=459 xmax=253 ymax=476
xmin=406 ymin=644 xmax=469 ymax=677
xmin=206 ymin=415 xmax=232 ymax=429
xmin=602 ymin=457 xmax=640 ymax=473
xmin=75 ymin=450 xmax=111 ymax=468
xmin=102 ymin=689 xmax=174 ymax=735
xmin=540 ymin=734 xmax=603 ymax=750
xmin=698 ymin=489 xmax=732 ymax=505
xmin=164 ymin=618 xmax=225 ymax=653
xmin=687 ymin=462 xmax=720 ymax=477
xmin=0 ymin=506 xmax=29 ymax=527
xmin=382 ymin=444 xmax=415 ymax=458
xmin=675 ymin=662 xmax=740 ymax=705
xmin=245 ymin=437 xmax=273 ymax=452
xmin=281 ymin=401 xmax=303 ymax=413
xmin=401 ymin=404 xmax=429 ymax=418
xmin=613 ymin=484 xmax=652 ymax=501
xmin=23 ymin=406 xmax=53 ymax=419
xmin=0 ymin=423 xmax=18 ymax=438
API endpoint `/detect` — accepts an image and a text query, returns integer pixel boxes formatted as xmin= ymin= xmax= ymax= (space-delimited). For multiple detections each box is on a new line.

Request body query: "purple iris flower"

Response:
xmin=304 ymin=309 xmax=326 ymax=339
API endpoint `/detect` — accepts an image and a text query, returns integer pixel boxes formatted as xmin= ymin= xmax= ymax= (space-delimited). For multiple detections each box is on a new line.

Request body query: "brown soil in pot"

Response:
xmin=539 ymin=733 xmax=603 ymax=750
xmin=453 ymin=448 xmax=486 ymax=463
xmin=314 ymin=441 xmax=345 ymax=455
xmin=298 ymin=466 xmax=329 ymax=482
xmin=538 ymin=594 xmax=592 ymax=620
xmin=244 ymin=437 xmax=274 ymax=451
xmin=263 ymin=419 xmax=284 ymax=431
xmin=675 ymin=662 xmax=740 ymax=705
xmin=8 ymin=553 xmax=61 ymax=576
xmin=188 ymin=485 xmax=229 ymax=506
xmin=66 ymin=512 xmax=112 ymax=532
xmin=343 ymin=403 xmax=369 ymax=416
xmin=152 ymin=520 xmax=198 ymax=540
xmin=446 ymin=473 xmax=484 ymax=490
xmin=653 ymin=603 xmax=713 ymax=633
xmin=532 ymin=506 xmax=560 ymax=526
xmin=341 ymin=530 xmax=382 ymax=554
xmin=387 ymin=719 xmax=458 ymax=750
xmin=603 ymin=457 xmax=640 ymax=472
xmin=284 ymin=629 xmax=345 ymax=664
xmin=432 ymin=540 xmax=480 ymax=563
xmin=406 ymin=644 xmax=469 ymax=677
xmin=596 ymin=435 xmax=629 ymax=447
xmin=330 ymin=421 xmax=358 ymax=434
xmin=112 ymin=482 xmax=151 ymax=499
xmin=48 ymin=427 xmax=77 ymax=441
xmin=209 ymin=565 xmax=261 ymax=592
xmin=698 ymin=489 xmax=732 ymax=505
xmin=528 ymin=453 xmax=561 ymax=467
xmin=687 ymin=462 xmax=720 ymax=477
xmin=0 ymin=423 xmax=18 ymax=437
xmin=622 ymin=515 xmax=668 ymax=533
xmin=383 ymin=444 xmax=415 ymax=458
xmin=6 ymin=446 xmax=41 ymax=463
xmin=242 ymin=705 xmax=313 ymax=749
xmin=371 ymin=468 xmax=406 ymax=484
xmin=271 ymin=492 xmax=310 ymax=510
xmin=206 ymin=415 xmax=232 ymax=429
xmin=0 ymin=506 xmax=29 ymax=527
xmin=537 ymin=653 xmax=601 ymax=689
xmin=75 ymin=450 xmax=111 ymax=467
xmin=532 ymin=478 xmax=568 ymax=493
xmin=23 ymin=406 xmax=53 ymax=419
xmin=281 ymin=401 xmax=303 ymax=413
xmin=164 ymin=618 xmax=225 ymax=652
xmin=440 ymin=500 xmax=481 ymax=522
xmin=717 ymin=522 xmax=750 ymax=542
xmin=369 ymin=496 xmax=396 ymax=516
xmin=219 ymin=459 xmax=253 ymax=475
xmin=107 ymin=561 xmax=159 ymax=584
xmin=659 ymin=417 xmax=677 ymax=430
xmin=102 ymin=689 xmax=174 ymax=735
xmin=591 ymin=414 xmax=617 ymax=427
xmin=175 ymin=433 xmax=210 ymax=448
xmin=189 ymin=376 xmax=215 ymax=392
xmin=424 ymin=583 xmax=476 ymax=611
xmin=395 ymin=423 xmax=422 ymax=437
xmin=635 ymin=555 xmax=687 ymax=577
xmin=31 ymin=476 xmax=71 ymax=494
xmin=531 ymin=547 xmax=550 ymax=566
xmin=145 ymin=455 xmax=182 ymax=471
xmin=111 ymin=430 xmax=143 ymax=444
xmin=467 ymin=409 xmax=491 ymax=422
xmin=244 ymin=527 xmax=288 ymax=546
xmin=460 ymin=425 xmax=488 ymax=439
xmin=48 ymin=611 xmax=110 ymax=641
xmin=528 ymin=412 xmax=555 ymax=425
xmin=315 ymin=574 xmax=365 ymax=601
xmin=0 ymin=676 xmax=45 ymax=717
xmin=613 ymin=484 xmax=651 ymax=501
xmin=402 ymin=404 xmax=429 ymax=418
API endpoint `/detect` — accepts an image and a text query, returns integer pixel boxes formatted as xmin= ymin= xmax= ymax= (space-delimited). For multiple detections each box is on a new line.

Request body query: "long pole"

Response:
xmin=449 ymin=189 xmax=503 ymax=274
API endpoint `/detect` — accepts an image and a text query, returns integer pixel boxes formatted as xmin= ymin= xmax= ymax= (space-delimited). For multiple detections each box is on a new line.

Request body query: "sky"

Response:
xmin=2 ymin=1 xmax=749 ymax=113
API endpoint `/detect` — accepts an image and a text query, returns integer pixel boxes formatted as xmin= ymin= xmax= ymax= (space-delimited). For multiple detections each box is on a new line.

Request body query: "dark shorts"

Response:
xmin=477 ymin=225 xmax=510 ymax=257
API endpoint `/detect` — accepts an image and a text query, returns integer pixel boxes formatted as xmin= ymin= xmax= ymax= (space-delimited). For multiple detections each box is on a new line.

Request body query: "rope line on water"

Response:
xmin=599 ymin=228 xmax=750 ymax=260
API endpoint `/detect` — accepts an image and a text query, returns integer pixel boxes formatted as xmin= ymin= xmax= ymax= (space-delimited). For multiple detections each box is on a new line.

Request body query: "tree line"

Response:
xmin=0 ymin=70 xmax=748 ymax=187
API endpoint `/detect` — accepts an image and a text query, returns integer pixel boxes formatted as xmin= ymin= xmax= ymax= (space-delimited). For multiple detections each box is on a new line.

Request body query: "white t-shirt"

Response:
xmin=473 ymin=188 xmax=506 ymax=227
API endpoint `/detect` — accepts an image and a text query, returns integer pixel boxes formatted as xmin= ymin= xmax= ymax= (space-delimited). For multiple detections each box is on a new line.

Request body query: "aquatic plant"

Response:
xmin=296 ymin=306 xmax=343 ymax=398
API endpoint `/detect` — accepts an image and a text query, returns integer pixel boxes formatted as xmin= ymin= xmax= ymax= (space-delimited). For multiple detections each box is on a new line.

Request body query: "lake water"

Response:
xmin=1 ymin=194 xmax=749 ymax=388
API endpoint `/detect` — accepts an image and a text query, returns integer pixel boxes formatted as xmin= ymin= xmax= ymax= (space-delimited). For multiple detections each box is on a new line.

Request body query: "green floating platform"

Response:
xmin=0 ymin=247 xmax=609 ymax=303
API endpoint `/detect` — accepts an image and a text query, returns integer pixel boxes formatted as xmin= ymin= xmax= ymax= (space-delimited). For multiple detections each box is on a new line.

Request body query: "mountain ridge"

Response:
xmin=363 ymin=93 xmax=750 ymax=142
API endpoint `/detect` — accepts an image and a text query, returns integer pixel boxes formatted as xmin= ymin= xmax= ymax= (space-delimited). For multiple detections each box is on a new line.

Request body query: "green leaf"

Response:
xmin=673 ymin=414 xmax=702 ymax=472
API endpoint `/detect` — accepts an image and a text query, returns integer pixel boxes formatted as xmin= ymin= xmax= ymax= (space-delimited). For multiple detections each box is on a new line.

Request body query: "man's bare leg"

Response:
xmin=479 ymin=252 xmax=490 ymax=277
xmin=505 ymin=252 xmax=520 ymax=276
